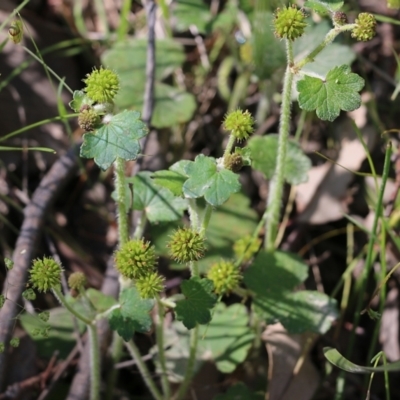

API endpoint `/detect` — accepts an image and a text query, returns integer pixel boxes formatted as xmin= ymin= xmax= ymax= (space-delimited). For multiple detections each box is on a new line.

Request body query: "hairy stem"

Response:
xmin=88 ymin=324 xmax=101 ymax=400
xmin=188 ymin=199 xmax=201 ymax=231
xmin=155 ymin=298 xmax=170 ymax=399
xmin=52 ymin=287 xmax=92 ymax=325
xmin=114 ymin=157 xmax=129 ymax=246
xmin=223 ymin=134 xmax=236 ymax=159
xmin=105 ymin=331 xmax=124 ymax=400
xmin=173 ymin=324 xmax=199 ymax=400
xmin=200 ymin=204 xmax=213 ymax=235
xmin=125 ymin=340 xmax=163 ymax=400
xmin=265 ymin=40 xmax=294 ymax=251
xmin=295 ymin=24 xmax=356 ymax=71
xmin=52 ymin=287 xmax=100 ymax=399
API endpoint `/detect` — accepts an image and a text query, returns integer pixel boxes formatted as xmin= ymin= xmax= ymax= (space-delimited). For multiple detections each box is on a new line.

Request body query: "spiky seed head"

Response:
xmin=68 ymin=272 xmax=87 ymax=290
xmin=115 ymin=239 xmax=157 ymax=280
xmin=83 ymin=67 xmax=120 ymax=104
xmin=167 ymin=228 xmax=206 ymax=263
xmin=223 ymin=109 xmax=255 ymax=141
xmin=224 ymin=153 xmax=244 ymax=172
xmin=29 ymin=257 xmax=63 ymax=293
xmin=136 ymin=272 xmax=165 ymax=299
xmin=332 ymin=11 xmax=348 ymax=26
xmin=351 ymin=13 xmax=377 ymax=42
xmin=207 ymin=260 xmax=242 ymax=295
xmin=78 ymin=108 xmax=100 ymax=132
xmin=233 ymin=235 xmax=262 ymax=263
xmin=274 ymin=5 xmax=307 ymax=41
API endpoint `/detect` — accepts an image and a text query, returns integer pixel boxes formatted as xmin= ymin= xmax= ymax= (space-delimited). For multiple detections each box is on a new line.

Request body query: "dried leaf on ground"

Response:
xmin=296 ymin=120 xmax=377 ymax=224
xmin=262 ymin=324 xmax=319 ymax=400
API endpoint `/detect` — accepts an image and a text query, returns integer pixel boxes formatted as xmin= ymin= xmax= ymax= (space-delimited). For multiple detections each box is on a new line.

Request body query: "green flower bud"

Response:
xmin=31 ymin=328 xmax=41 ymax=337
xmin=351 ymin=13 xmax=377 ymax=42
xmin=38 ymin=311 xmax=50 ymax=322
xmin=136 ymin=272 xmax=165 ymax=299
xmin=78 ymin=108 xmax=100 ymax=132
xmin=22 ymin=288 xmax=36 ymax=301
xmin=115 ymin=239 xmax=157 ymax=280
xmin=224 ymin=153 xmax=244 ymax=172
xmin=274 ymin=5 xmax=307 ymax=41
xmin=167 ymin=228 xmax=206 ymax=263
xmin=4 ymin=258 xmax=13 ymax=270
xmin=29 ymin=257 xmax=63 ymax=293
xmin=233 ymin=234 xmax=261 ymax=263
xmin=9 ymin=338 xmax=20 ymax=348
xmin=223 ymin=109 xmax=255 ymax=141
xmin=207 ymin=260 xmax=242 ymax=295
xmin=8 ymin=20 xmax=23 ymax=44
xmin=83 ymin=67 xmax=120 ymax=104
xmin=68 ymin=272 xmax=87 ymax=290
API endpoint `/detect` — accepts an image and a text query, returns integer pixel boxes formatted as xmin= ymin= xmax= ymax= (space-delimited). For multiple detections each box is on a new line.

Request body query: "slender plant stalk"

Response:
xmin=52 ymin=287 xmax=92 ymax=324
xmin=363 ymin=224 xmax=388 ymax=389
xmin=200 ymin=204 xmax=213 ymax=235
xmin=106 ymin=157 xmax=130 ymax=399
xmin=117 ymin=0 xmax=133 ymax=41
xmin=265 ymin=39 xmax=294 ymax=251
xmin=52 ymin=287 xmax=100 ymax=399
xmin=133 ymin=212 xmax=148 ymax=240
xmin=0 ymin=114 xmax=77 ymax=143
xmin=173 ymin=324 xmax=199 ymax=400
xmin=88 ymin=324 xmax=101 ymax=400
xmin=155 ymin=298 xmax=171 ymax=399
xmin=223 ymin=134 xmax=236 ymax=159
xmin=93 ymin=0 xmax=110 ymax=36
xmin=294 ymin=24 xmax=356 ymax=71
xmin=188 ymin=199 xmax=201 ymax=231
xmin=105 ymin=331 xmax=124 ymax=400
xmin=125 ymin=340 xmax=163 ymax=400
xmin=335 ymin=143 xmax=392 ymax=400
xmin=0 ymin=0 xmax=30 ymax=31
xmin=114 ymin=157 xmax=129 ymax=246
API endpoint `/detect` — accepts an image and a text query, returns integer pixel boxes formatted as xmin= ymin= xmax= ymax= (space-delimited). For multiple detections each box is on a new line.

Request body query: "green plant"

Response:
xmin=2 ymin=0 xmax=398 ymax=399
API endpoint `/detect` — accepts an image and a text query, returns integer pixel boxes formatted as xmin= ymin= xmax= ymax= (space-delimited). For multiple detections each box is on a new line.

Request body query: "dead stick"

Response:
xmin=0 ymin=146 xmax=79 ymax=389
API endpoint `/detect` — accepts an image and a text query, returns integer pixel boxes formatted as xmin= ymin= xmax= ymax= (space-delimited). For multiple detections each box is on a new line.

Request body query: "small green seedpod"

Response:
xmin=8 ymin=20 xmax=23 ymax=44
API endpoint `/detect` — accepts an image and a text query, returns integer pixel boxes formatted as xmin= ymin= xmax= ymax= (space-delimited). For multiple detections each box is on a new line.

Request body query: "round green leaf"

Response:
xmin=183 ymin=155 xmax=241 ymax=206
xmin=102 ymin=38 xmax=185 ymax=82
xmin=297 ymin=65 xmax=365 ymax=122
xmin=80 ymin=110 xmax=148 ymax=170
xmin=248 ymin=135 xmax=311 ymax=185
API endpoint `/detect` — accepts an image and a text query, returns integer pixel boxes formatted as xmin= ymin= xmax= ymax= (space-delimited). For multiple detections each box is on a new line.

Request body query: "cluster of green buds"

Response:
xmin=207 ymin=260 xmax=242 ymax=295
xmin=272 ymin=4 xmax=376 ymax=43
xmin=167 ymin=228 xmax=206 ymax=263
xmin=29 ymin=257 xmax=63 ymax=293
xmin=233 ymin=234 xmax=261 ymax=263
xmin=351 ymin=13 xmax=377 ymax=42
xmin=273 ymin=5 xmax=307 ymax=41
xmin=115 ymin=239 xmax=164 ymax=298
xmin=74 ymin=67 xmax=120 ymax=132
xmin=222 ymin=109 xmax=254 ymax=172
